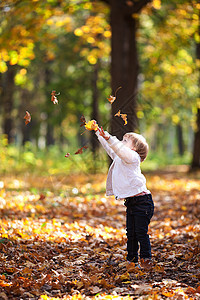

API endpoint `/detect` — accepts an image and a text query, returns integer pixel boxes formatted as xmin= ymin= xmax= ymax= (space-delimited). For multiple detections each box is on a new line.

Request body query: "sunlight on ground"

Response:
xmin=0 ymin=171 xmax=199 ymax=299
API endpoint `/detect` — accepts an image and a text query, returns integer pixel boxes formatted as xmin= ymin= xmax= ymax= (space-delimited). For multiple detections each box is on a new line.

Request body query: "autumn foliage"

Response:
xmin=85 ymin=120 xmax=99 ymax=132
xmin=0 ymin=169 xmax=199 ymax=299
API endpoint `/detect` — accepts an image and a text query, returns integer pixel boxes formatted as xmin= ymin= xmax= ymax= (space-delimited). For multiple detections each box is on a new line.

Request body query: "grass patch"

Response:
xmin=0 ymin=136 xmax=193 ymax=176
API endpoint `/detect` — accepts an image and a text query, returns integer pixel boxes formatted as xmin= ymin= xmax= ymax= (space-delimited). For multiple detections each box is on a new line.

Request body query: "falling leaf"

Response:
xmin=121 ymin=113 xmax=128 ymax=125
xmin=85 ymin=120 xmax=98 ymax=131
xmin=51 ymin=90 xmax=60 ymax=105
xmin=75 ymin=146 xmax=88 ymax=155
xmin=80 ymin=115 xmax=86 ymax=127
xmin=107 ymin=95 xmax=116 ymax=104
xmin=114 ymin=110 xmax=127 ymax=125
xmin=107 ymin=86 xmax=122 ymax=104
xmin=65 ymin=153 xmax=70 ymax=158
xmin=114 ymin=110 xmax=121 ymax=117
xmin=24 ymin=111 xmax=31 ymax=125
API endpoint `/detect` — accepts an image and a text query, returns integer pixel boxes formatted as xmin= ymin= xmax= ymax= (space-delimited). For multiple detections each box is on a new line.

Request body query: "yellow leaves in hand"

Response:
xmin=85 ymin=120 xmax=98 ymax=131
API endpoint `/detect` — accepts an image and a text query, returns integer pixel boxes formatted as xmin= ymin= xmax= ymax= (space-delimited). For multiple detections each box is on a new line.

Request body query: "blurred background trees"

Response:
xmin=0 ymin=0 xmax=199 ymax=173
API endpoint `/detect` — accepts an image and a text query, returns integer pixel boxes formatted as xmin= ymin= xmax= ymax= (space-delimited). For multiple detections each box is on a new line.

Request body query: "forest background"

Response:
xmin=0 ymin=1 xmax=200 ymax=300
xmin=0 ymin=0 xmax=199 ymax=176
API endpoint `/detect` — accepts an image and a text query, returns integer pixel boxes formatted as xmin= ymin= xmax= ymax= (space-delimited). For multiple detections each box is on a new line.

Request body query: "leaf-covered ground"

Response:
xmin=0 ymin=167 xmax=200 ymax=300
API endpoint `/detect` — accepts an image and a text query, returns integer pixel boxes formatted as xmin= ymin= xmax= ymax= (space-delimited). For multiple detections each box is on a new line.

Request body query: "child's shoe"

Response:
xmin=134 ymin=262 xmax=141 ymax=269
xmin=127 ymin=261 xmax=141 ymax=270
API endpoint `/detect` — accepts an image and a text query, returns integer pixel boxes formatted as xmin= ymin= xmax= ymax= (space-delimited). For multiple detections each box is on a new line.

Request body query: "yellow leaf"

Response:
xmin=120 ymin=272 xmax=130 ymax=281
xmin=85 ymin=120 xmax=98 ymax=131
xmin=74 ymin=28 xmax=83 ymax=36
xmin=181 ymin=206 xmax=187 ymax=211
xmin=152 ymin=0 xmax=161 ymax=9
xmin=162 ymin=290 xmax=175 ymax=297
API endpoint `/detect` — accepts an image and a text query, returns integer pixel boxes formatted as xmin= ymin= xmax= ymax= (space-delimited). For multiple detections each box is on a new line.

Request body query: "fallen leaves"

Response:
xmin=0 ymin=171 xmax=199 ymax=299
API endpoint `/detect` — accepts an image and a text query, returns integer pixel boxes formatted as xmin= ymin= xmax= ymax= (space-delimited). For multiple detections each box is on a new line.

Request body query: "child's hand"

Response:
xmin=98 ymin=126 xmax=110 ymax=140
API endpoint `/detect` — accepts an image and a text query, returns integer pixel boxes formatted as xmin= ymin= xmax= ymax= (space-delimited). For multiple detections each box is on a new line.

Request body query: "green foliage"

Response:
xmin=0 ymin=0 xmax=199 ymax=165
xmin=138 ymin=1 xmax=199 ymax=128
xmin=0 ymin=135 xmax=109 ymax=175
xmin=0 ymin=135 xmax=192 ymax=176
xmin=142 ymin=151 xmax=192 ymax=172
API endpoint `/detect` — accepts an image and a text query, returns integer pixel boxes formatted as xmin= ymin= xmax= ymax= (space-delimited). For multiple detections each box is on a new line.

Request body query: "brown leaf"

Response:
xmin=24 ymin=111 xmax=31 ymax=125
xmin=39 ymin=194 xmax=46 ymax=201
xmin=89 ymin=286 xmax=101 ymax=295
xmin=107 ymin=86 xmax=122 ymax=104
xmin=51 ymin=90 xmax=60 ymax=104
xmin=80 ymin=115 xmax=86 ymax=127
xmin=0 ymin=292 xmax=8 ymax=300
xmin=75 ymin=146 xmax=88 ymax=155
xmin=107 ymin=95 xmax=116 ymax=104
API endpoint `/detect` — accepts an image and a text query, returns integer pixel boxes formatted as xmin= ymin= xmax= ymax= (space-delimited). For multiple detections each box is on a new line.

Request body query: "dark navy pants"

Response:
xmin=124 ymin=193 xmax=154 ymax=262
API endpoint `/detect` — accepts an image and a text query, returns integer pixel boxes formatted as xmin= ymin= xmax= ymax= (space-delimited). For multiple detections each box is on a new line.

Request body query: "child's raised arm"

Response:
xmin=95 ymin=127 xmax=116 ymax=160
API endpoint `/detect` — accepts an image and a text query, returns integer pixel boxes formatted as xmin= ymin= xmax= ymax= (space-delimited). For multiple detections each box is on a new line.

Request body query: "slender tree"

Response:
xmin=91 ymin=62 xmax=100 ymax=154
xmin=1 ymin=64 xmax=17 ymax=143
xmin=102 ymin=0 xmax=152 ymax=140
xmin=191 ymin=10 xmax=200 ymax=169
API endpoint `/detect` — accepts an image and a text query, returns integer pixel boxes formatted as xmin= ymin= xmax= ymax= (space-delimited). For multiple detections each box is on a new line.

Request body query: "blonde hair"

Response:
xmin=124 ymin=132 xmax=149 ymax=162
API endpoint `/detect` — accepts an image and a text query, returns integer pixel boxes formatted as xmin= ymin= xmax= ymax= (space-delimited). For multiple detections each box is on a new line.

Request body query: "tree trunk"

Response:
xmin=2 ymin=64 xmax=16 ymax=143
xmin=20 ymin=89 xmax=32 ymax=145
xmin=176 ymin=124 xmax=184 ymax=156
xmin=45 ymin=68 xmax=55 ymax=146
xmin=109 ymin=0 xmax=151 ymax=140
xmin=191 ymin=109 xmax=200 ymax=169
xmin=46 ymin=122 xmax=55 ymax=146
xmin=91 ymin=62 xmax=100 ymax=154
xmin=191 ymin=11 xmax=200 ymax=170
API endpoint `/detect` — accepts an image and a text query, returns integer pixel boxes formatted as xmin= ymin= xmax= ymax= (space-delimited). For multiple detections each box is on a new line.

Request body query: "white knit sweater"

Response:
xmin=96 ymin=131 xmax=150 ymax=199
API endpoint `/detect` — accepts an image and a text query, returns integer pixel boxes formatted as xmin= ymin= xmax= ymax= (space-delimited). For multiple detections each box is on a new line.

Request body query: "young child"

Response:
xmin=95 ymin=126 xmax=154 ymax=267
